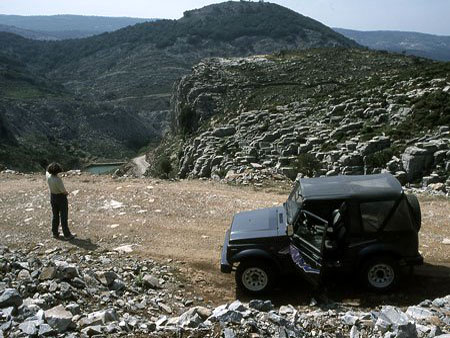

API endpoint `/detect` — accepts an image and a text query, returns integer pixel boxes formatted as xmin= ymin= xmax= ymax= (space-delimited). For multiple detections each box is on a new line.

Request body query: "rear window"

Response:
xmin=384 ymin=198 xmax=413 ymax=232
xmin=360 ymin=201 xmax=395 ymax=232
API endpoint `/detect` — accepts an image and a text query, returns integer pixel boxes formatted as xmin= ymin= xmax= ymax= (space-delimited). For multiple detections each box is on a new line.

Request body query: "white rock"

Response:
xmin=45 ymin=305 xmax=73 ymax=333
xmin=113 ymin=245 xmax=133 ymax=253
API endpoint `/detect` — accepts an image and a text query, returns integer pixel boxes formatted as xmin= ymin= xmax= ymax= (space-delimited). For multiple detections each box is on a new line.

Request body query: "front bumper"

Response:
xmin=220 ymin=229 xmax=232 ymax=273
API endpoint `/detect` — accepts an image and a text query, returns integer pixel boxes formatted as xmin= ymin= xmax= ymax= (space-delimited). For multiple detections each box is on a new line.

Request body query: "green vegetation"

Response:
xmin=364 ymin=149 xmax=395 ymax=168
xmin=293 ymin=153 xmax=322 ymax=177
xmin=178 ymin=104 xmax=197 ymax=136
xmin=411 ymin=91 xmax=450 ymax=129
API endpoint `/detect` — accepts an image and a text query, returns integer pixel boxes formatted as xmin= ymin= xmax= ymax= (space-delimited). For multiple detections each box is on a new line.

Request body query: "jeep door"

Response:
xmin=289 ymin=210 xmax=327 ymax=286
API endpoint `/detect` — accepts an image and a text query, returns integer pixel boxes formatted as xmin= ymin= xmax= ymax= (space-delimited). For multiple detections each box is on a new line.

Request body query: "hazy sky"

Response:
xmin=1 ymin=0 xmax=449 ymax=35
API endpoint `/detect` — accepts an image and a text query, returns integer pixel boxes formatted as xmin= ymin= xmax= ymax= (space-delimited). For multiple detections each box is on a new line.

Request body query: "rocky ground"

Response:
xmin=168 ymin=50 xmax=450 ymax=190
xmin=0 ymin=171 xmax=449 ymax=337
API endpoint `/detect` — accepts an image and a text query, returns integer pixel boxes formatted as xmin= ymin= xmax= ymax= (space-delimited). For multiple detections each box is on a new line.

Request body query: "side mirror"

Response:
xmin=286 ymin=224 xmax=294 ymax=237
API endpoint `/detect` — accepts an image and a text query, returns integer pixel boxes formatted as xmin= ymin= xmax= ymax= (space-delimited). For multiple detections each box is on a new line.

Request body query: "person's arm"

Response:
xmin=56 ymin=177 xmax=69 ymax=195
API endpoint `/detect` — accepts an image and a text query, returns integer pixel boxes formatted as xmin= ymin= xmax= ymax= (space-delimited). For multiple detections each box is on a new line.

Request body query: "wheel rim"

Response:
xmin=368 ymin=263 xmax=394 ymax=289
xmin=242 ymin=267 xmax=268 ymax=292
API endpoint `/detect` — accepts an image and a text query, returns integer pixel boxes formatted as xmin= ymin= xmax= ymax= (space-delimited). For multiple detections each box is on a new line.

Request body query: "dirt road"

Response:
xmin=131 ymin=155 xmax=150 ymax=177
xmin=0 ymin=172 xmax=449 ymax=307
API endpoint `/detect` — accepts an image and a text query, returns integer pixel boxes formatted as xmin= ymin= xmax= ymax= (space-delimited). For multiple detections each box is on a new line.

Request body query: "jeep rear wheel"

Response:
xmin=236 ymin=261 xmax=274 ymax=295
xmin=361 ymin=257 xmax=399 ymax=292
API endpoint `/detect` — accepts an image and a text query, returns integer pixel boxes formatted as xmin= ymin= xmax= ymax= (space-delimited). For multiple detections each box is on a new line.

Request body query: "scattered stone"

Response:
xmin=249 ymin=299 xmax=274 ymax=312
xmin=142 ymin=274 xmax=161 ymax=289
xmin=45 ymin=304 xmax=73 ymax=333
xmin=0 ymin=288 xmax=23 ymax=308
xmin=113 ymin=245 xmax=133 ymax=253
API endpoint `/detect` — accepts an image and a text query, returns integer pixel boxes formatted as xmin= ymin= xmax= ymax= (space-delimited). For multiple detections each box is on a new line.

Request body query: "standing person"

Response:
xmin=46 ymin=163 xmax=75 ymax=240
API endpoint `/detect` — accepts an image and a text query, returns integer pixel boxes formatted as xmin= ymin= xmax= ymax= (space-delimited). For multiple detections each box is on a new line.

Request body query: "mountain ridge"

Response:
xmin=0 ymin=14 xmax=155 ymax=40
xmin=0 ymin=1 xmax=359 ymax=171
xmin=334 ymin=28 xmax=450 ymax=61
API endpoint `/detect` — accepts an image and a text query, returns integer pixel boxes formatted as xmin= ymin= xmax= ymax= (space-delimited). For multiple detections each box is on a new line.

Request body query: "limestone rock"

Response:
xmin=0 ymin=288 xmax=23 ymax=308
xmin=45 ymin=304 xmax=73 ymax=333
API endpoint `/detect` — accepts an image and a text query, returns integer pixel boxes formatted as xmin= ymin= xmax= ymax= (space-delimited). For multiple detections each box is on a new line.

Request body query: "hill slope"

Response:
xmin=0 ymin=1 xmax=358 ymax=171
xmin=335 ymin=28 xmax=450 ymax=61
xmin=155 ymin=48 xmax=450 ymax=188
xmin=0 ymin=24 xmax=60 ymax=40
xmin=0 ymin=14 xmax=154 ymax=39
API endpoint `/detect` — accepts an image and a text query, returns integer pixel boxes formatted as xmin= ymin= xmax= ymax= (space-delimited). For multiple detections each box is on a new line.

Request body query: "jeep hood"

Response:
xmin=229 ymin=206 xmax=287 ymax=242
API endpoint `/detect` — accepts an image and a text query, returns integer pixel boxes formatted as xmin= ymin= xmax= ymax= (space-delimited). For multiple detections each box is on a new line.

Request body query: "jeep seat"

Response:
xmin=325 ymin=208 xmax=347 ymax=251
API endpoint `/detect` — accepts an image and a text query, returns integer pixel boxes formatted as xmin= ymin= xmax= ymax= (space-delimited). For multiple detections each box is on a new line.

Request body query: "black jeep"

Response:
xmin=221 ymin=173 xmax=423 ymax=294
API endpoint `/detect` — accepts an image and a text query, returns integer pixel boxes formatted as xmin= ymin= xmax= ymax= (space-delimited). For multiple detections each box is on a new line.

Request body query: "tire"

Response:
xmin=360 ymin=256 xmax=399 ymax=292
xmin=406 ymin=194 xmax=421 ymax=231
xmin=235 ymin=260 xmax=275 ymax=295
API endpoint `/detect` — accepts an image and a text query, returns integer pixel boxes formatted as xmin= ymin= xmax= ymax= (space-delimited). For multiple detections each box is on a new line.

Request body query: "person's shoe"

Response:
xmin=64 ymin=234 xmax=75 ymax=240
xmin=53 ymin=234 xmax=60 ymax=239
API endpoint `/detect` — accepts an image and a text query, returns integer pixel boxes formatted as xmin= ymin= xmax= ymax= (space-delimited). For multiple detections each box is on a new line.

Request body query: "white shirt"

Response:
xmin=46 ymin=172 xmax=68 ymax=195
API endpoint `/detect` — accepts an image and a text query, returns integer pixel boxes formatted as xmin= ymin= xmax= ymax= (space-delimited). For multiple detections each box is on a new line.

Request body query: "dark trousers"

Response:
xmin=51 ymin=194 xmax=71 ymax=237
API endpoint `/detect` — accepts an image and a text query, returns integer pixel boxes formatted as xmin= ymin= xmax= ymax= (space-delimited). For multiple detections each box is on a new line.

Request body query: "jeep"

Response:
xmin=221 ymin=173 xmax=423 ymax=294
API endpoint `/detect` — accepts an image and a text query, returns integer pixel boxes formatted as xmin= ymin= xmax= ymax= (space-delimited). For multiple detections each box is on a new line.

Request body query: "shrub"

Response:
xmin=293 ymin=153 xmax=321 ymax=177
xmin=153 ymin=154 xmax=173 ymax=179
xmin=364 ymin=148 xmax=394 ymax=168
xmin=178 ymin=104 xmax=197 ymax=135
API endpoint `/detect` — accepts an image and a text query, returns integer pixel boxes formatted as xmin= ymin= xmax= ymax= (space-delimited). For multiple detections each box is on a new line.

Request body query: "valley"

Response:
xmin=0 ymin=1 xmax=357 ymax=172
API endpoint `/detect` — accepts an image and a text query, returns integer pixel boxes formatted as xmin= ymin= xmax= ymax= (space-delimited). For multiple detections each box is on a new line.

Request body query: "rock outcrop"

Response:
xmin=170 ymin=49 xmax=450 ymax=190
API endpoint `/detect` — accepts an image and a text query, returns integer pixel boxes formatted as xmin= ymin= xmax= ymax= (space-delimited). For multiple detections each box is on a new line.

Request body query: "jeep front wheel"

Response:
xmin=361 ymin=257 xmax=399 ymax=292
xmin=236 ymin=261 xmax=274 ymax=295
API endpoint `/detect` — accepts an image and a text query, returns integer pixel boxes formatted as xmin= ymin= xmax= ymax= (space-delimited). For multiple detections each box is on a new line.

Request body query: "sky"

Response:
xmin=0 ymin=0 xmax=449 ymax=36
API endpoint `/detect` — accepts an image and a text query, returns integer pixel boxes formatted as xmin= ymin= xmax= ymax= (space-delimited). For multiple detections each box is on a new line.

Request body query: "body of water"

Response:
xmin=85 ymin=164 xmax=122 ymax=175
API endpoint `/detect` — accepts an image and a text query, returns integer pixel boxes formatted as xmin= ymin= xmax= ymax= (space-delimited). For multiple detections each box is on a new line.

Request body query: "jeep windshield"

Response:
xmin=285 ymin=180 xmax=303 ymax=225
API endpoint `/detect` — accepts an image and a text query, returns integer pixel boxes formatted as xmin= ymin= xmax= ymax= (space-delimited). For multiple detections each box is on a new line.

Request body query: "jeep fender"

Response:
xmin=231 ymin=249 xmax=281 ymax=271
xmin=356 ymin=244 xmax=402 ymax=268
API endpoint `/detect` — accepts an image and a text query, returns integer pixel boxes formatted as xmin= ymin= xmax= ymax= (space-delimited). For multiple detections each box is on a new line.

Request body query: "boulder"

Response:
xmin=0 ymin=288 xmax=22 ymax=308
xmin=38 ymin=323 xmax=55 ymax=336
xmin=339 ymin=153 xmax=364 ymax=167
xmin=45 ymin=304 xmax=73 ymax=333
xmin=177 ymin=307 xmax=210 ymax=328
xmin=81 ymin=325 xmax=104 ymax=336
xmin=406 ymin=306 xmax=434 ymax=321
xmin=249 ymin=299 xmax=274 ymax=312
xmin=142 ymin=274 xmax=161 ymax=289
xmin=212 ymin=126 xmax=236 ymax=137
xmin=402 ymin=147 xmax=434 ymax=182
xmin=375 ymin=306 xmax=409 ymax=333
xmin=79 ymin=309 xmax=118 ymax=328
xmin=358 ymin=136 xmax=391 ymax=156
xmin=18 ymin=320 xmax=41 ymax=336
xmin=39 ymin=266 xmax=57 ymax=281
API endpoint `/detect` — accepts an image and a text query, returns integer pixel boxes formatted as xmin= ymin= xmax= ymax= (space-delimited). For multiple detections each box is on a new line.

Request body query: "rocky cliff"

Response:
xmin=169 ymin=49 xmax=450 ymax=190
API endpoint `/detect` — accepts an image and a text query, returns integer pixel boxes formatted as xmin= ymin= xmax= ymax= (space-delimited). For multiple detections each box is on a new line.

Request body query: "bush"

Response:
xmin=293 ymin=153 xmax=321 ymax=177
xmin=364 ymin=148 xmax=394 ymax=168
xmin=153 ymin=154 xmax=173 ymax=179
xmin=178 ymin=104 xmax=197 ymax=135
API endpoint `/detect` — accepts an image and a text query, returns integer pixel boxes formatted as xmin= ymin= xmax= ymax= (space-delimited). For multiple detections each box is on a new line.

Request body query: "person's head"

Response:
xmin=47 ymin=162 xmax=63 ymax=175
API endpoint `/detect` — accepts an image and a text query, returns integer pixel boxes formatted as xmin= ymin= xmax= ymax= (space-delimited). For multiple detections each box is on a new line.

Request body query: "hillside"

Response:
xmin=335 ymin=28 xmax=450 ymax=61
xmin=0 ymin=14 xmax=154 ymax=39
xmin=155 ymin=48 xmax=450 ymax=190
xmin=0 ymin=1 xmax=358 ymax=171
xmin=0 ymin=24 xmax=60 ymax=40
